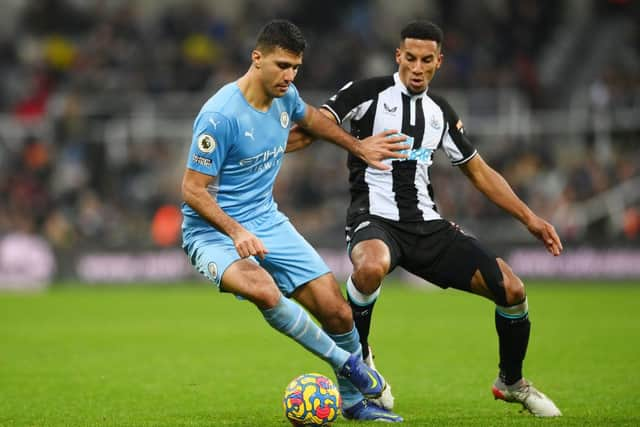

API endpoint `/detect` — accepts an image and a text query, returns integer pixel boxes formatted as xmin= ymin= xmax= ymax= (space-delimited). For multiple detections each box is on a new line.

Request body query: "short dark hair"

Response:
xmin=400 ymin=21 xmax=443 ymax=47
xmin=255 ymin=20 xmax=307 ymax=55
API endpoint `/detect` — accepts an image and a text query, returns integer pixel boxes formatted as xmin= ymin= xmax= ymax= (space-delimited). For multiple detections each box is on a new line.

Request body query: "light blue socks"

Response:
xmin=328 ymin=327 xmax=365 ymax=408
xmin=261 ymin=295 xmax=350 ymax=370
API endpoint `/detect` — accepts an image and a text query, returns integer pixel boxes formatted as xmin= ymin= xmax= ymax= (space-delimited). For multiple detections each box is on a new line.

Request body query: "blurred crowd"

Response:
xmin=0 ymin=0 xmax=638 ymax=253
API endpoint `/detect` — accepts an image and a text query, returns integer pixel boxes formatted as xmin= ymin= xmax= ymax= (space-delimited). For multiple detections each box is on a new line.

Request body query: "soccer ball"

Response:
xmin=283 ymin=373 xmax=341 ymax=426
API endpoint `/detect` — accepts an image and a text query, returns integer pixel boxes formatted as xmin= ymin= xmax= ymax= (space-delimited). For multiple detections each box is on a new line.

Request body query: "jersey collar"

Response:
xmin=393 ymin=72 xmax=428 ymax=99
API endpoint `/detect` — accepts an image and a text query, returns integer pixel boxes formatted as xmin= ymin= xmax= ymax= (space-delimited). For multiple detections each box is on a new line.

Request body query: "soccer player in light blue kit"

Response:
xmin=181 ymin=20 xmax=407 ymax=422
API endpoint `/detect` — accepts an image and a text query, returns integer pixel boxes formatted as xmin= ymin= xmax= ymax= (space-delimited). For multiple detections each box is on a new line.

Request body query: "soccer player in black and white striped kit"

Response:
xmin=288 ymin=21 xmax=563 ymax=418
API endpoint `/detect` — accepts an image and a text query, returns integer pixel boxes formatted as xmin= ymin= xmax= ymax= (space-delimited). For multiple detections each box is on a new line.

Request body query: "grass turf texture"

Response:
xmin=1 ymin=281 xmax=638 ymax=426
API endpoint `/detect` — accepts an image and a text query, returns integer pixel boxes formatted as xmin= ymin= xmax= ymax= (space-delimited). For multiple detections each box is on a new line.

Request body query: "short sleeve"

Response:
xmin=430 ymin=94 xmax=477 ymax=165
xmin=186 ymin=111 xmax=235 ymax=176
xmin=288 ymin=84 xmax=306 ymax=122
xmin=323 ymin=81 xmax=358 ymax=123
xmin=322 ymin=77 xmax=393 ymax=124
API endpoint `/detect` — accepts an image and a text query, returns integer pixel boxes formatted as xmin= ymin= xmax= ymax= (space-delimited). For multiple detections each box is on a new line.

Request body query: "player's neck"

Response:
xmin=237 ymin=72 xmax=273 ymax=112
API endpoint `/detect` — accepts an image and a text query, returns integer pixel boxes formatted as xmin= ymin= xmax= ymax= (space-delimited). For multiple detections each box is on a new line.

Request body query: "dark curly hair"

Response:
xmin=400 ymin=21 xmax=443 ymax=47
xmin=255 ymin=20 xmax=307 ymax=54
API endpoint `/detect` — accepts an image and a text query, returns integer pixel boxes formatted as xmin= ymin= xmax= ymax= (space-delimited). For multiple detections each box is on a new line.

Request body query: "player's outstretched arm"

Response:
xmin=285 ymin=124 xmax=315 ymax=153
xmin=286 ymin=108 xmax=338 ymax=153
xmin=286 ymin=108 xmax=337 ymax=153
xmin=459 ymin=154 xmax=563 ymax=256
xmin=181 ymin=168 xmax=268 ymax=259
xmin=296 ymin=104 xmax=409 ymax=170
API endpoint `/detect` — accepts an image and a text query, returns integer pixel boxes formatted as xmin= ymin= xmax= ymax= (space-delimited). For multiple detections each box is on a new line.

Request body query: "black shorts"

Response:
xmin=345 ymin=215 xmax=499 ymax=292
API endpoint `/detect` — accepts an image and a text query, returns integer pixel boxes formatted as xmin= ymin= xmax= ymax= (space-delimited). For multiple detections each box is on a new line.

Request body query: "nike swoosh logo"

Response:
xmin=366 ymin=371 xmax=379 ymax=389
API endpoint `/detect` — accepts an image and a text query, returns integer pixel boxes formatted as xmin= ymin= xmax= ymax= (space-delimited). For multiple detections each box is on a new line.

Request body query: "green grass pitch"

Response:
xmin=1 ymin=281 xmax=639 ymax=426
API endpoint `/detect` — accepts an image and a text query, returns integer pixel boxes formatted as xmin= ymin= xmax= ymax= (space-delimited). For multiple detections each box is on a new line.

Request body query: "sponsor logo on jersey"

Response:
xmin=239 ymin=142 xmax=287 ymax=173
xmin=385 ymin=133 xmax=433 ymax=164
xmin=198 ymin=134 xmax=216 ymax=153
xmin=403 ymin=147 xmax=433 ymax=163
xmin=280 ymin=111 xmax=289 ymax=128
xmin=395 ymin=144 xmax=433 ymax=164
xmin=192 ymin=154 xmax=212 ymax=167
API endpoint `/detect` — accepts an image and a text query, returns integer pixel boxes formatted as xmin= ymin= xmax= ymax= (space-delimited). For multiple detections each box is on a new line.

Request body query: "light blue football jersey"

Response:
xmin=182 ymin=82 xmax=306 ymax=232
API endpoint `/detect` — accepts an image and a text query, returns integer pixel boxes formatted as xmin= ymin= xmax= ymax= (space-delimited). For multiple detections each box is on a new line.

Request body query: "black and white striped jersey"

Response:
xmin=322 ymin=72 xmax=477 ymax=224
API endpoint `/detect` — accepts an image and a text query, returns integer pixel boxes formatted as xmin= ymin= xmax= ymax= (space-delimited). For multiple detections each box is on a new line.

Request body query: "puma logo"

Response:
xmin=208 ymin=118 xmax=220 ymax=129
xmin=244 ymin=128 xmax=255 ymax=140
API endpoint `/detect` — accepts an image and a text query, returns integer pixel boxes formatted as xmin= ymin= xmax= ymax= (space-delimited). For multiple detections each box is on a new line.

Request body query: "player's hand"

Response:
xmin=526 ymin=216 xmax=563 ymax=256
xmin=230 ymin=228 xmax=269 ymax=260
xmin=359 ymin=129 xmax=410 ymax=170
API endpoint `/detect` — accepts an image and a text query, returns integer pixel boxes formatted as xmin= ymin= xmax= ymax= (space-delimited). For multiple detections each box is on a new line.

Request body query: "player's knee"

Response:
xmin=250 ymin=280 xmax=281 ymax=309
xmin=497 ymin=258 xmax=525 ymax=306
xmin=504 ymin=275 xmax=526 ymax=306
xmin=352 ymin=262 xmax=386 ymax=294
xmin=504 ymin=278 xmax=525 ymax=306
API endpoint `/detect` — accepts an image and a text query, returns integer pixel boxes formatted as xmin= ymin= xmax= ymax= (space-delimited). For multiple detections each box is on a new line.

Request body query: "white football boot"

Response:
xmin=492 ymin=377 xmax=562 ymax=417
xmin=364 ymin=346 xmax=395 ymax=410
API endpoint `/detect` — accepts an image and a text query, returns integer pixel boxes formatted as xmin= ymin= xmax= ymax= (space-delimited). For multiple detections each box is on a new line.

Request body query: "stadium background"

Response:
xmin=2 ymin=2 xmax=640 ymax=426
xmin=0 ymin=0 xmax=638 ymax=287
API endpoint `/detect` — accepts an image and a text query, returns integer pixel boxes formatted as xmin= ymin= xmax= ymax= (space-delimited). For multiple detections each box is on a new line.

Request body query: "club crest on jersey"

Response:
xmin=208 ymin=262 xmax=218 ymax=281
xmin=280 ymin=111 xmax=289 ymax=128
xmin=429 ymin=114 xmax=442 ymax=130
xmin=198 ymin=134 xmax=216 ymax=153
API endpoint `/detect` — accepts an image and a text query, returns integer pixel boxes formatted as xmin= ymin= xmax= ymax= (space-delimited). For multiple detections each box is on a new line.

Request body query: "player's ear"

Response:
xmin=395 ymin=47 xmax=402 ymax=65
xmin=252 ymin=50 xmax=262 ymax=69
xmin=436 ymin=52 xmax=443 ymax=69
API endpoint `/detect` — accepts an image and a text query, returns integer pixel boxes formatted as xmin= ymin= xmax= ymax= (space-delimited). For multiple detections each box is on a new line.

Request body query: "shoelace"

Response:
xmin=517 ymin=382 xmax=547 ymax=407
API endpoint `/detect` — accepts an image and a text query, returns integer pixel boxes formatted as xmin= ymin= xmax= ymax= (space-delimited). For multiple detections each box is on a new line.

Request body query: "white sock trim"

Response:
xmin=496 ymin=297 xmax=528 ymax=317
xmin=346 ymin=276 xmax=381 ymax=306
